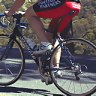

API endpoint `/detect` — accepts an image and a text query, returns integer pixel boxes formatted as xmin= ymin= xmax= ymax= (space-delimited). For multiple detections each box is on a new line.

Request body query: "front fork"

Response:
xmin=0 ymin=38 xmax=14 ymax=60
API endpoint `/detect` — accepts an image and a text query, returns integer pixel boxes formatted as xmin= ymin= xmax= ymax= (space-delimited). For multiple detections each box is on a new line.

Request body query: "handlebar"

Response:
xmin=0 ymin=12 xmax=28 ymax=28
xmin=0 ymin=13 xmax=8 ymax=28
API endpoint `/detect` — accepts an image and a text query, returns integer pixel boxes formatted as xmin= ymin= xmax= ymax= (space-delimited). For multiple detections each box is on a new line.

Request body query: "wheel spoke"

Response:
xmin=0 ymin=34 xmax=24 ymax=86
xmin=50 ymin=38 xmax=96 ymax=95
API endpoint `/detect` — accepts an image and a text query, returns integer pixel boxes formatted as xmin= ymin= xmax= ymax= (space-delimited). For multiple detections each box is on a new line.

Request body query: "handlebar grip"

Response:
xmin=0 ymin=13 xmax=7 ymax=28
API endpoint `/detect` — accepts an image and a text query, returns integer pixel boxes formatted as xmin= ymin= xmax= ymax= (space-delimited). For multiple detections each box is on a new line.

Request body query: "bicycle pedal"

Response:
xmin=41 ymin=77 xmax=53 ymax=85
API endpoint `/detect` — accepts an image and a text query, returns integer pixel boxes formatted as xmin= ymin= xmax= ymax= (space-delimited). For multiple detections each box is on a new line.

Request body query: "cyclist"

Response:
xmin=5 ymin=0 xmax=81 ymax=84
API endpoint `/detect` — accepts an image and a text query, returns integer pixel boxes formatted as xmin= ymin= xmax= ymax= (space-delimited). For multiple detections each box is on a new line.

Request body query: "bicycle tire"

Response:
xmin=50 ymin=38 xmax=96 ymax=96
xmin=0 ymin=34 xmax=25 ymax=86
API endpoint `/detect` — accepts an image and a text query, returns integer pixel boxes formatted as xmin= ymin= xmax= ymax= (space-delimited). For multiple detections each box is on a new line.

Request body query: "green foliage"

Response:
xmin=0 ymin=0 xmax=96 ymax=44
xmin=73 ymin=0 xmax=96 ymax=44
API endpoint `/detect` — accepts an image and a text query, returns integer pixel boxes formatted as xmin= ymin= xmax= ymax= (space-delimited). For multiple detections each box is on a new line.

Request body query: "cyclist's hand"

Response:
xmin=4 ymin=10 xmax=12 ymax=17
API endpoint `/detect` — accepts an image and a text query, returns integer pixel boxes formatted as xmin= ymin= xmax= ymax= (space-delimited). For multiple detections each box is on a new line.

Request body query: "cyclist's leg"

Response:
xmin=31 ymin=0 xmax=80 ymax=43
xmin=48 ymin=19 xmax=73 ymax=68
xmin=53 ymin=38 xmax=61 ymax=68
xmin=52 ymin=2 xmax=81 ymax=68
xmin=57 ymin=1 xmax=81 ymax=33
xmin=24 ymin=7 xmax=48 ymax=43
xmin=48 ymin=18 xmax=60 ymax=33
xmin=32 ymin=0 xmax=81 ymax=67
xmin=55 ymin=2 xmax=81 ymax=61
xmin=48 ymin=19 xmax=73 ymax=67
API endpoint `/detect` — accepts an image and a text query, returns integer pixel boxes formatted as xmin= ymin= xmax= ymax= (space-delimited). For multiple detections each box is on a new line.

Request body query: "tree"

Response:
xmin=0 ymin=0 xmax=96 ymax=45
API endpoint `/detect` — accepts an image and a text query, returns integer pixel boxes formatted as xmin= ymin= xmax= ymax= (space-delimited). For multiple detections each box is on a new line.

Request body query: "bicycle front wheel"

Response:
xmin=0 ymin=34 xmax=25 ymax=86
xmin=50 ymin=38 xmax=96 ymax=96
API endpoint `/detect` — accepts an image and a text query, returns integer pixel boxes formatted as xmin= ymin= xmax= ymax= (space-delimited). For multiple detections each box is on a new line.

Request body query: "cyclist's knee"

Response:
xmin=25 ymin=6 xmax=37 ymax=19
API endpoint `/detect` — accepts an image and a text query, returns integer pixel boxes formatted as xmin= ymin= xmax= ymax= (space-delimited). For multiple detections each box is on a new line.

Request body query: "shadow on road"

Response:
xmin=0 ymin=86 xmax=63 ymax=96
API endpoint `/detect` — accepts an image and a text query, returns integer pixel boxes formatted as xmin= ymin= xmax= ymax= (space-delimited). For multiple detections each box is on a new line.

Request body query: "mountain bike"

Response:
xmin=0 ymin=12 xmax=96 ymax=96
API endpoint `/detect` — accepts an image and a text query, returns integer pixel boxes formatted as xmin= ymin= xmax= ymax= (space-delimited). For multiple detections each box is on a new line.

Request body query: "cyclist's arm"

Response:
xmin=5 ymin=0 xmax=25 ymax=16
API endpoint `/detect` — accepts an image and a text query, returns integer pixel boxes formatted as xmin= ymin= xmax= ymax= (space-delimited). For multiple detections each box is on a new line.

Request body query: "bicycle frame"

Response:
xmin=0 ymin=13 xmax=76 ymax=67
xmin=1 ymin=13 xmax=96 ymax=95
xmin=10 ymin=24 xmax=37 ymax=59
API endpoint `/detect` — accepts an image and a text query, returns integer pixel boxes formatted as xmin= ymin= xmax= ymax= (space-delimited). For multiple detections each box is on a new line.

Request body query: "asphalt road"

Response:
xmin=0 ymin=59 xmax=96 ymax=96
xmin=0 ymin=49 xmax=96 ymax=96
xmin=0 ymin=59 xmax=64 ymax=96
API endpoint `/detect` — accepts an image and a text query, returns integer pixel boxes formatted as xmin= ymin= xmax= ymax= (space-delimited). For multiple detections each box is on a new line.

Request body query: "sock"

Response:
xmin=41 ymin=42 xmax=52 ymax=50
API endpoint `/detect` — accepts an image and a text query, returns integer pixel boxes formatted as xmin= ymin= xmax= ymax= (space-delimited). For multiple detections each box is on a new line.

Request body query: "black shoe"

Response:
xmin=33 ymin=43 xmax=52 ymax=55
xmin=41 ymin=76 xmax=53 ymax=85
xmin=54 ymin=70 xmax=63 ymax=78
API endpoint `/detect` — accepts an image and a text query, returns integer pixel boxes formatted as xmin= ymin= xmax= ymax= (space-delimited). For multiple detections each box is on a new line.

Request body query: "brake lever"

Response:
xmin=0 ymin=13 xmax=13 ymax=28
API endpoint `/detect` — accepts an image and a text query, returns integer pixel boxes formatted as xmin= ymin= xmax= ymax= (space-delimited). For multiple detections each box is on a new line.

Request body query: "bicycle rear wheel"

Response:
xmin=0 ymin=34 xmax=25 ymax=86
xmin=50 ymin=38 xmax=96 ymax=96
